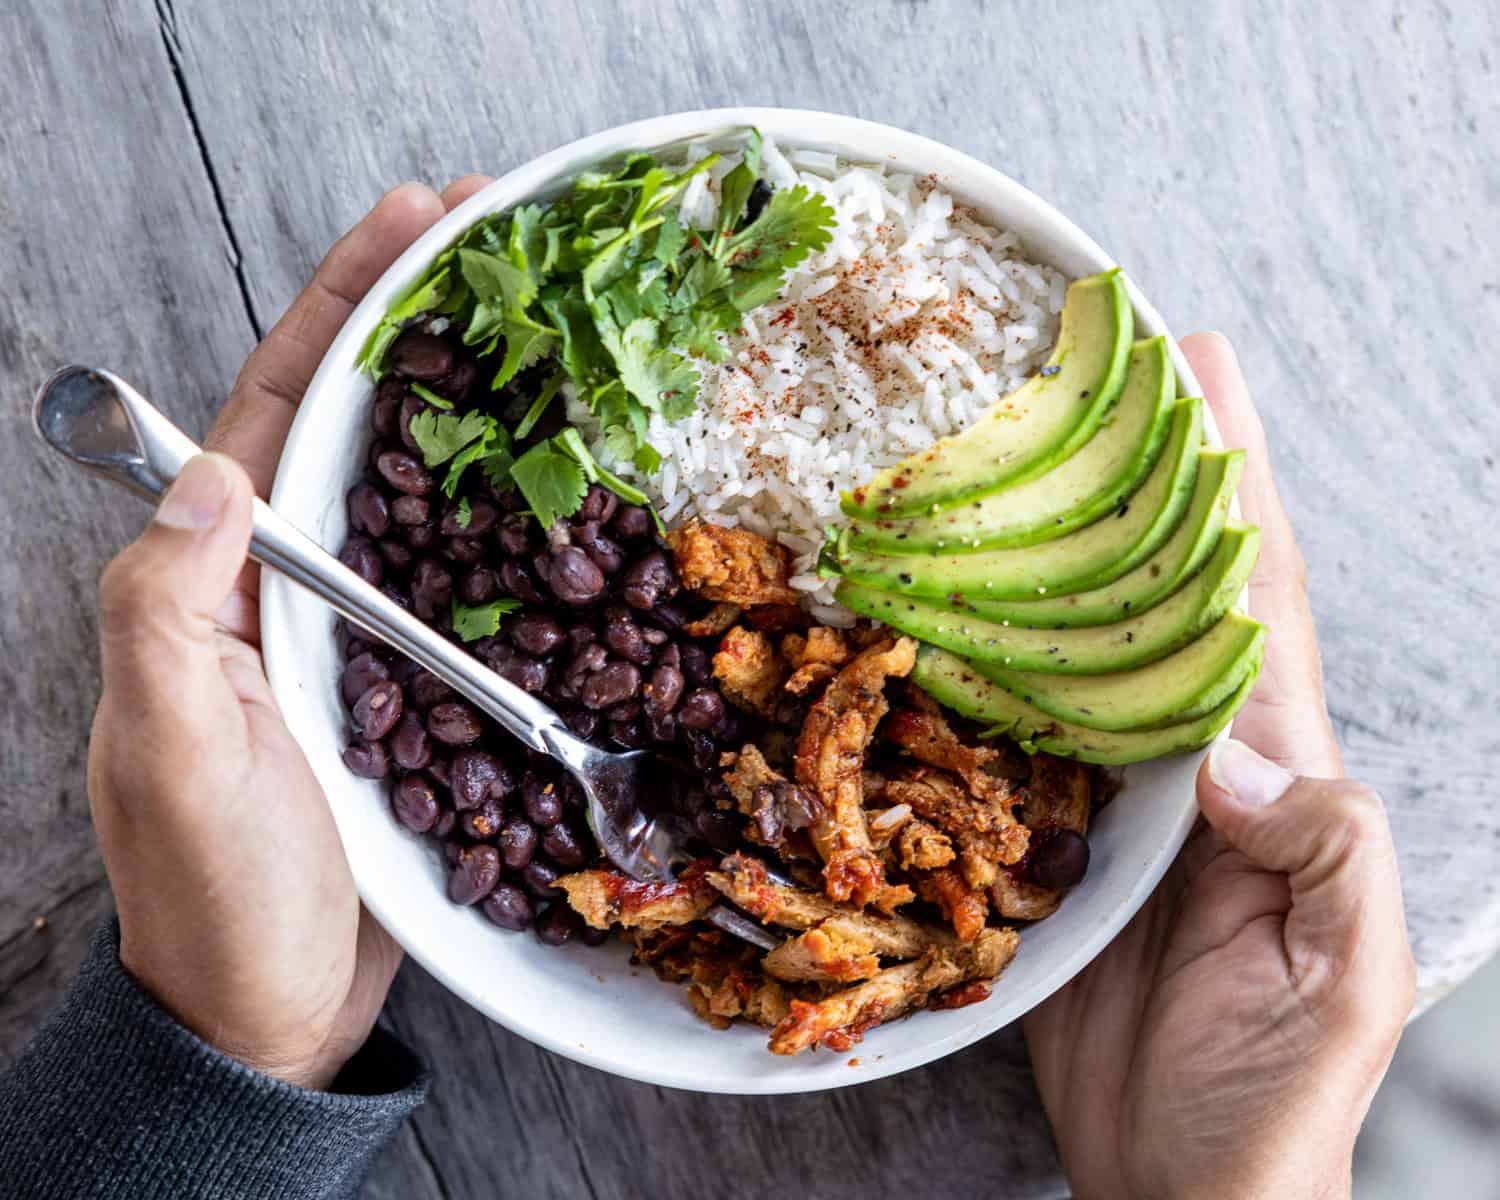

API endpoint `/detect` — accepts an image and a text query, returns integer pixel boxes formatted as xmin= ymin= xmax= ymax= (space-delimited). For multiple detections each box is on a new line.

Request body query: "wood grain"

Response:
xmin=1 ymin=1 xmax=1495 ymax=1197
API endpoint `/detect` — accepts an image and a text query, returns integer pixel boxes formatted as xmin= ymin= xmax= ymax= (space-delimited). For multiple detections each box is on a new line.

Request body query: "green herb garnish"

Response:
xmin=359 ymin=131 xmax=836 ymax=528
xmin=451 ymin=597 xmax=521 ymax=642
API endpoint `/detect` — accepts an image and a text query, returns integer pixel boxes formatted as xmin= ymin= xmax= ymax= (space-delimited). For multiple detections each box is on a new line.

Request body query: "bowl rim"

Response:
xmin=262 ymin=106 xmax=1218 ymax=1094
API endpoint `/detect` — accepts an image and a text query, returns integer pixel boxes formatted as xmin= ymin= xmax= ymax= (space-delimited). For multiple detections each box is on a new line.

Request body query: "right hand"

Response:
xmin=1024 ymin=333 xmax=1416 ymax=1199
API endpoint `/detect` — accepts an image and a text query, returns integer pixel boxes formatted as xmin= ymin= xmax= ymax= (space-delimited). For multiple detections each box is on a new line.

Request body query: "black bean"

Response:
xmin=499 ymin=560 xmax=546 ymax=603
xmin=462 ymin=798 xmax=505 ymax=841
xmin=449 ymin=844 xmax=501 ymax=905
xmin=339 ymin=536 xmax=384 ymax=587
xmin=536 ymin=903 xmax=584 ymax=946
xmin=389 ymin=331 xmax=455 ymax=381
xmin=379 ymin=583 xmax=412 ymax=612
xmin=391 ymin=495 xmax=430 ymax=525
xmin=372 ymin=379 xmax=403 ymax=435
xmin=604 ymin=700 xmax=642 ymax=722
xmin=566 ymin=623 xmax=598 ymax=654
xmin=645 ymin=708 xmax=678 ymax=745
xmin=715 ymin=709 xmax=743 ymax=745
xmin=409 ymin=670 xmax=453 ymax=710
xmin=393 ymin=774 xmax=441 ymax=833
xmin=521 ymin=859 xmax=565 ymax=900
xmin=576 ymin=922 xmax=608 ymax=947
xmin=441 ymin=500 xmax=498 ymax=537
xmin=603 ymin=608 xmax=652 ymax=665
xmin=564 ymin=707 xmax=600 ymax=740
xmin=692 ymin=810 xmax=739 ymax=852
xmin=1026 ymin=830 xmax=1091 ymax=890
xmin=611 ymin=504 xmax=652 ymax=541
xmin=578 ymin=484 xmax=619 ymax=524
xmin=609 ymin=719 xmax=647 ymax=749
xmin=428 ymin=756 xmax=452 ymax=790
xmin=342 ymin=739 xmax=389 ymax=779
xmin=499 ymin=818 xmax=539 ymax=870
xmin=578 ymin=527 xmax=625 ymax=576
xmin=643 ymin=664 xmax=685 ymax=715
xmin=679 ymin=643 xmax=713 ymax=687
xmin=352 ymin=680 xmax=403 ymax=740
xmin=405 ymin=520 xmax=438 ymax=550
xmin=744 ymin=178 xmax=773 ymax=224
xmin=496 ymin=515 xmax=534 ymax=556
xmin=348 ymin=482 xmax=392 ymax=538
xmin=432 ymin=357 xmax=478 ymax=401
xmin=646 ymin=601 xmax=689 ymax=631
xmin=522 ymin=773 xmax=564 ymax=827
xmin=450 ymin=749 xmax=513 ymax=810
xmin=641 ymin=627 xmax=668 ymax=646
xmin=376 ymin=450 xmax=434 ymax=496
xmin=378 ymin=540 xmax=413 ymax=572
xmin=410 ymin=559 xmax=453 ymax=620
xmin=548 ymin=546 xmax=606 ymax=605
xmin=511 ymin=612 xmax=566 ymax=657
xmin=678 ymin=688 xmax=726 ymax=731
xmin=482 ymin=882 xmax=533 ymax=931
xmin=341 ymin=651 xmax=391 ymax=705
xmin=432 ymin=808 xmax=457 ymax=840
xmin=458 ymin=566 xmax=500 ymax=606
xmin=442 ymin=839 xmax=465 ymax=868
xmin=427 ymin=701 xmax=483 ymax=746
xmin=389 ymin=712 xmax=433 ymax=771
xmin=444 ymin=535 xmax=486 ymax=565
xmin=581 ymin=661 xmax=641 ymax=710
xmin=656 ymin=642 xmax=681 ymax=670
xmin=620 ymin=550 xmax=678 ymax=610
xmin=541 ymin=822 xmax=588 ymax=868
xmin=484 ymin=643 xmax=550 ymax=693
xmin=683 ymin=728 xmax=719 ymax=772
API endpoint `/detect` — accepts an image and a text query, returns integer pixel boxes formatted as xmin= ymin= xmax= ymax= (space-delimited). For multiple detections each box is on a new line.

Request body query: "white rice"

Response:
xmin=569 ymin=137 xmax=1067 ymax=624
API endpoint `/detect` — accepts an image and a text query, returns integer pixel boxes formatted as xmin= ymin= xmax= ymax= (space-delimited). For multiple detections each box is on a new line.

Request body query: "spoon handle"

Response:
xmin=35 ymin=366 xmax=576 ymax=758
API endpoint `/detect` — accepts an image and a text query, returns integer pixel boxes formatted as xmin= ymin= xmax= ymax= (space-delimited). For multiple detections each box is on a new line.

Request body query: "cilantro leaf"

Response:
xmin=608 ymin=317 xmax=700 ymax=415
xmin=408 ymin=410 xmax=493 ymax=469
xmin=713 ymin=129 xmax=763 ymax=251
xmin=509 ymin=441 xmax=588 ymax=531
xmin=453 ymin=496 xmax=473 ymax=529
xmin=721 ymin=184 xmax=836 ymax=310
xmin=515 ymin=370 xmax=566 ymax=440
xmin=491 ymin=312 xmax=557 ymax=391
xmin=459 ymin=248 xmax=536 ymax=315
xmin=442 ymin=421 xmax=511 ymax=498
xmin=452 ymin=596 xmax=521 ymax=642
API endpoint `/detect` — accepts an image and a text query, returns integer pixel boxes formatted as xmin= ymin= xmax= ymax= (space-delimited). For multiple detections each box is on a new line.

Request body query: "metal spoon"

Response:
xmin=33 ymin=365 xmax=777 ymax=951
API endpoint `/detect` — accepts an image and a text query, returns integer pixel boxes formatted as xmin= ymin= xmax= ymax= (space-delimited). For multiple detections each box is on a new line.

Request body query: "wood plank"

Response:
xmin=0 ymin=1 xmax=1495 ymax=1197
xmin=0 ymin=0 xmax=258 ymax=1051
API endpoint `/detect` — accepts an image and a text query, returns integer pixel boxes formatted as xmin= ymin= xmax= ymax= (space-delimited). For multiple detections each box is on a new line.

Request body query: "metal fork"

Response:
xmin=32 ymin=365 xmax=778 ymax=951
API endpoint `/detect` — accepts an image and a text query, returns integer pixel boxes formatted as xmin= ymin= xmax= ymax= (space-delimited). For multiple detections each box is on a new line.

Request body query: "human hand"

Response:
xmin=1023 ymin=333 xmax=1415 ymax=1200
xmin=87 ymin=176 xmax=493 ymax=1089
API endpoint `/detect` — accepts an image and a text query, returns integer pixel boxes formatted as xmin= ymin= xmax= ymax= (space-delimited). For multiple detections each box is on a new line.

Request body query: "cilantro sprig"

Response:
xmin=359 ymin=130 xmax=836 ymax=528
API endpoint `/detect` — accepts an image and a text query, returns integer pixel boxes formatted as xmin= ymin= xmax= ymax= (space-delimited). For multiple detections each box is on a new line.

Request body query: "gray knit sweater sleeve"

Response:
xmin=0 ymin=924 xmax=427 ymax=1199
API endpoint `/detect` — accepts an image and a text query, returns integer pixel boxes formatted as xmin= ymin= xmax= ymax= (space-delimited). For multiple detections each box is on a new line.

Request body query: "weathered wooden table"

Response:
xmin=2 ymin=3 xmax=1495 ymax=1196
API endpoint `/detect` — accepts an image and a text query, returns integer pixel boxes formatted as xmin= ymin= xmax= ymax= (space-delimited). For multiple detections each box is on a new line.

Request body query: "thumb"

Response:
xmin=97 ymin=453 xmax=255 ymax=698
xmin=1198 ymin=738 xmax=1415 ymax=1026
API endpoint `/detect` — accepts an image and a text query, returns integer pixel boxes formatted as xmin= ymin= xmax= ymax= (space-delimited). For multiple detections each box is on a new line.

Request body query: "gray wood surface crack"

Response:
xmin=2 ymin=2 xmax=1494 ymax=1197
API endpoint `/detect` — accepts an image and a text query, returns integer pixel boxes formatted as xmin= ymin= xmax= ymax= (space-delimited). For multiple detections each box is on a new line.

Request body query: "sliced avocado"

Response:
xmin=831 ymin=398 xmax=1203 ymax=602
xmin=847 ymin=337 xmax=1176 ymax=553
xmin=974 ymin=613 xmax=1265 ymax=731
xmin=911 ymin=645 xmax=1262 ymax=765
xmin=842 ymin=269 xmax=1133 ymax=519
xmin=960 ymin=450 xmax=1245 ymax=628
xmin=834 ymin=524 xmax=1261 ymax=675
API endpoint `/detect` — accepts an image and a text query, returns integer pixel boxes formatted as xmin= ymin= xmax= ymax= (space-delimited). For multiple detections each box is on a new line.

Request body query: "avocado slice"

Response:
xmin=973 ymin=613 xmax=1265 ymax=731
xmin=830 ymin=398 xmax=1204 ymax=602
xmin=959 ymin=450 xmax=1245 ymax=629
xmin=834 ymin=524 xmax=1261 ymax=675
xmin=842 ymin=269 xmax=1133 ymax=519
xmin=847 ymin=337 xmax=1176 ymax=554
xmin=911 ymin=645 xmax=1262 ymax=765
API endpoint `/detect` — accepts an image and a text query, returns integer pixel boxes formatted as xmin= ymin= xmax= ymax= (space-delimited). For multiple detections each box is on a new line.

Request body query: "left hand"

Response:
xmin=88 ymin=175 xmax=491 ymax=1089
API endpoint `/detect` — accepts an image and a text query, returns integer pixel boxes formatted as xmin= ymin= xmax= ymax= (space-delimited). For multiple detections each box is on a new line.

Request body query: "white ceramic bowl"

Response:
xmin=262 ymin=108 xmax=1222 ymax=1094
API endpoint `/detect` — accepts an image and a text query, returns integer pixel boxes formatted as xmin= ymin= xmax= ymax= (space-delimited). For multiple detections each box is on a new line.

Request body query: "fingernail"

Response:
xmin=155 ymin=454 xmax=233 ymax=531
xmin=1208 ymin=738 xmax=1295 ymax=809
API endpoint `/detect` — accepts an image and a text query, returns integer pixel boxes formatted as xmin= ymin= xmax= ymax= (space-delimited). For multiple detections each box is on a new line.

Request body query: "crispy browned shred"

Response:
xmin=712 ymin=625 xmax=787 ymax=717
xmin=795 ymin=637 xmax=917 ymax=907
xmin=665 ymin=519 xmax=801 ymax=607
xmin=550 ymin=546 xmax=1102 ymax=1055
